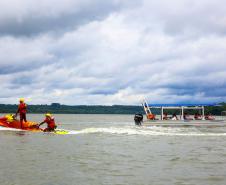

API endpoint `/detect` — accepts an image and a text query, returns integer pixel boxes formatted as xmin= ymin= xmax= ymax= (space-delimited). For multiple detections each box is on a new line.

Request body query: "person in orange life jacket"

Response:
xmin=15 ymin=98 xmax=27 ymax=128
xmin=39 ymin=113 xmax=57 ymax=132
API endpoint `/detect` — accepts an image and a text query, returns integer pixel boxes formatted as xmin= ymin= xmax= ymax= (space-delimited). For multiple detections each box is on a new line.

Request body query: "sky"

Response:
xmin=0 ymin=0 xmax=226 ymax=105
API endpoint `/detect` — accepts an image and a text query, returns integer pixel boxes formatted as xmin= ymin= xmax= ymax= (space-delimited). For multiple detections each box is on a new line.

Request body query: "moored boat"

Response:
xmin=136 ymin=100 xmax=226 ymax=127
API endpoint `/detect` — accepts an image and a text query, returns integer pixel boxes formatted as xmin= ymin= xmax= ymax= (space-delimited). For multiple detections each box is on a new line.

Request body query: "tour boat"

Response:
xmin=134 ymin=100 xmax=226 ymax=127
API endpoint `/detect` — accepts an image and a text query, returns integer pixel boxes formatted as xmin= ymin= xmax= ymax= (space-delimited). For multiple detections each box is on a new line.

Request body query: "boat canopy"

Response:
xmin=142 ymin=100 xmax=219 ymax=121
xmin=148 ymin=103 xmax=218 ymax=107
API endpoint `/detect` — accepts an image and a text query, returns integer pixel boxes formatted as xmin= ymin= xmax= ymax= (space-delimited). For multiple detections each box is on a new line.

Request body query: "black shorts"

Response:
xmin=20 ymin=113 xmax=27 ymax=122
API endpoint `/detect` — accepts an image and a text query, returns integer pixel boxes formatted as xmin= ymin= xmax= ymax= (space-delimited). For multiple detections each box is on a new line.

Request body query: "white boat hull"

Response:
xmin=142 ymin=120 xmax=226 ymax=127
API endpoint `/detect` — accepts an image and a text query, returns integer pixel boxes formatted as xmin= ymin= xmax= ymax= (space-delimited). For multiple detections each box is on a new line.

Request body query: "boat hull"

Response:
xmin=0 ymin=119 xmax=42 ymax=132
xmin=142 ymin=120 xmax=226 ymax=127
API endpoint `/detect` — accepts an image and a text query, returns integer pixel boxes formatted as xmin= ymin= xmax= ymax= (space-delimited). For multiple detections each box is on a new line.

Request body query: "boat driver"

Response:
xmin=15 ymin=98 xmax=27 ymax=128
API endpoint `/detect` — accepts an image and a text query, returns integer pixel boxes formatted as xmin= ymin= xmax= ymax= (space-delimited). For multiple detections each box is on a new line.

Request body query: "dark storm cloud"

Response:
xmin=0 ymin=0 xmax=132 ymax=36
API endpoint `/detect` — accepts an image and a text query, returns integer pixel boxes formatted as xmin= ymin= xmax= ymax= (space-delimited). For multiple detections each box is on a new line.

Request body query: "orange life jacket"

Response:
xmin=18 ymin=103 xmax=27 ymax=114
xmin=147 ymin=113 xmax=155 ymax=120
xmin=44 ymin=116 xmax=56 ymax=129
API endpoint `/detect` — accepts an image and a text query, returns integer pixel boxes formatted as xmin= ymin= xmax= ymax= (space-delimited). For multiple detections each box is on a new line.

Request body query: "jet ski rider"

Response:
xmin=15 ymin=98 xmax=27 ymax=128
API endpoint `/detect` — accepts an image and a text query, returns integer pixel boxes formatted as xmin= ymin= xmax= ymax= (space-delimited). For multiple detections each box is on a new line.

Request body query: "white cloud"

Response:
xmin=0 ymin=0 xmax=226 ymax=105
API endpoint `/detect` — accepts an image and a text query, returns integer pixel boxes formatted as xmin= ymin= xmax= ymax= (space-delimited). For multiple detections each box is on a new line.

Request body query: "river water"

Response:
xmin=0 ymin=114 xmax=226 ymax=185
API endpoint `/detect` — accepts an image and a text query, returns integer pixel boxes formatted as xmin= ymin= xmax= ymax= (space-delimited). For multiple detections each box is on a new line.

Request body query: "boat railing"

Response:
xmin=142 ymin=100 xmax=221 ymax=121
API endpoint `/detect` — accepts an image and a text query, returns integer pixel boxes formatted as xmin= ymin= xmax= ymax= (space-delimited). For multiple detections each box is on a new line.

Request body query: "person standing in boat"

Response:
xmin=194 ymin=113 xmax=202 ymax=120
xmin=15 ymin=98 xmax=27 ymax=128
xmin=38 ymin=113 xmax=57 ymax=132
xmin=171 ymin=113 xmax=178 ymax=120
xmin=205 ymin=113 xmax=215 ymax=120
xmin=183 ymin=113 xmax=193 ymax=120
xmin=163 ymin=113 xmax=169 ymax=120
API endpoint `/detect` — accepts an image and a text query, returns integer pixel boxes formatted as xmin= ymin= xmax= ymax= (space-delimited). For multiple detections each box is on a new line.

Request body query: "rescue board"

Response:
xmin=53 ymin=129 xmax=70 ymax=135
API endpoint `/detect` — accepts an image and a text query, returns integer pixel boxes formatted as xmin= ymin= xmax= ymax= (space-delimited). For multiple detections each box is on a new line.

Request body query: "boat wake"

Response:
xmin=1 ymin=126 xmax=226 ymax=136
xmin=74 ymin=126 xmax=226 ymax=136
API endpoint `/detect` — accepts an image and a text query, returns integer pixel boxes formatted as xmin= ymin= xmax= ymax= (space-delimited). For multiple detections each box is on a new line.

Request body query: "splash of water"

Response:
xmin=1 ymin=126 xmax=226 ymax=136
xmin=67 ymin=126 xmax=226 ymax=136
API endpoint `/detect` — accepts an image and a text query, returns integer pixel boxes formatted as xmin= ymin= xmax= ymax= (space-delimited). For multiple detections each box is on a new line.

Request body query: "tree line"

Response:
xmin=0 ymin=104 xmax=143 ymax=114
xmin=0 ymin=103 xmax=225 ymax=115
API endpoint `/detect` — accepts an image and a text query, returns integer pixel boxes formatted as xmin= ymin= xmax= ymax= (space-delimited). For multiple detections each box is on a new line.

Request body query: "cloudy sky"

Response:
xmin=0 ymin=0 xmax=226 ymax=105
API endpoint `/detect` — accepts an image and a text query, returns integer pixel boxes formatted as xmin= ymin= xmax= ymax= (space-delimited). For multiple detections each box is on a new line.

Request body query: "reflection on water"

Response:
xmin=0 ymin=114 xmax=226 ymax=185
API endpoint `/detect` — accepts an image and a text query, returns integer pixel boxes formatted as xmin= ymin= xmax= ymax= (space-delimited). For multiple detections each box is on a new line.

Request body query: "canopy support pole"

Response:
xmin=202 ymin=106 xmax=205 ymax=120
xmin=181 ymin=106 xmax=184 ymax=120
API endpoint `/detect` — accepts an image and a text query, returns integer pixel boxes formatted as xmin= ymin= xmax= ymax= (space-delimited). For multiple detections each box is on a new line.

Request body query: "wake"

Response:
xmin=74 ymin=126 xmax=226 ymax=136
xmin=1 ymin=126 xmax=226 ymax=136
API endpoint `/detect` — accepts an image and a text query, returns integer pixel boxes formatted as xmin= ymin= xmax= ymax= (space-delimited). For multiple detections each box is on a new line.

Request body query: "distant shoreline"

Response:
xmin=0 ymin=104 xmax=143 ymax=115
xmin=0 ymin=103 xmax=225 ymax=115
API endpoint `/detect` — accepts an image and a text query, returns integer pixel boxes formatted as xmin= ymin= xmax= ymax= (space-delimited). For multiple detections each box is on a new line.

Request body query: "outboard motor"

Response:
xmin=134 ymin=113 xmax=143 ymax=126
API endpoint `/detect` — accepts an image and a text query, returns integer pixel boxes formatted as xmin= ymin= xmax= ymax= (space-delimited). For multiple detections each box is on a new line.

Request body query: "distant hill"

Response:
xmin=0 ymin=103 xmax=225 ymax=115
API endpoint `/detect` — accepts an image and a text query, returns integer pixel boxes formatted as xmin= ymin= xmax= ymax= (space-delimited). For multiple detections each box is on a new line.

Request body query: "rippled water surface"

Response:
xmin=0 ymin=114 xmax=226 ymax=185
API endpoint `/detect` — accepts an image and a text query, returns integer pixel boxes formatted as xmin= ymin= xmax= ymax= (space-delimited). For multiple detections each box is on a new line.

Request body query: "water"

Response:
xmin=0 ymin=114 xmax=226 ymax=185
